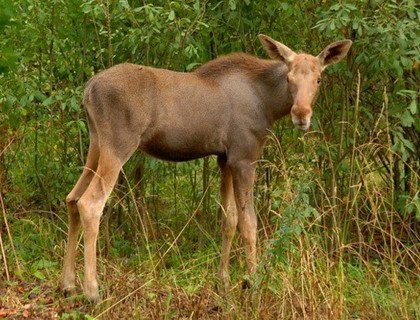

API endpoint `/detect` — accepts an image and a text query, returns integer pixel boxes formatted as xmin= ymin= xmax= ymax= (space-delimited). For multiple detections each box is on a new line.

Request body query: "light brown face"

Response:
xmin=287 ymin=54 xmax=323 ymax=131
xmin=259 ymin=34 xmax=352 ymax=131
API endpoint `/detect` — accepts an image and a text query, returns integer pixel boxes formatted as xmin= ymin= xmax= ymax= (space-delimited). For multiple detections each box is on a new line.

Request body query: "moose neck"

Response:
xmin=254 ymin=61 xmax=294 ymax=124
xmin=194 ymin=53 xmax=294 ymax=126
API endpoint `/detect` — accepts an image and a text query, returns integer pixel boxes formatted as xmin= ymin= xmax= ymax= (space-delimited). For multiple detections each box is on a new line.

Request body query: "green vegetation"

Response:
xmin=1 ymin=0 xmax=418 ymax=319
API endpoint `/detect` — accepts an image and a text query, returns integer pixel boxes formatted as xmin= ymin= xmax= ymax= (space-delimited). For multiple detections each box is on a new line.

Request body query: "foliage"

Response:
xmin=0 ymin=0 xmax=419 ymax=318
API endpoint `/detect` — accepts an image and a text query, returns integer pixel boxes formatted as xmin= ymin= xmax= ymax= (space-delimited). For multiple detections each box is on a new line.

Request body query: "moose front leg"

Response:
xmin=230 ymin=159 xmax=257 ymax=283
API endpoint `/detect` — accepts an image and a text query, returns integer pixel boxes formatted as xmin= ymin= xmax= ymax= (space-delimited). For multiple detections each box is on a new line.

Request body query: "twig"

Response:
xmin=0 ymin=191 xmax=21 ymax=275
xmin=0 ymin=221 xmax=9 ymax=281
xmin=94 ymin=279 xmax=153 ymax=319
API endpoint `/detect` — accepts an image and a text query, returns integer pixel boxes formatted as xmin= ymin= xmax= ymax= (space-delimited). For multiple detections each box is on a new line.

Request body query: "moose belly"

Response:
xmin=140 ymin=129 xmax=223 ymax=162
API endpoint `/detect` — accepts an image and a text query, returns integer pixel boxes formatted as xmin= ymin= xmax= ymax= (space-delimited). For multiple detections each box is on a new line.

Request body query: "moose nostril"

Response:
xmin=293 ymin=119 xmax=307 ymax=127
xmin=291 ymin=105 xmax=311 ymax=118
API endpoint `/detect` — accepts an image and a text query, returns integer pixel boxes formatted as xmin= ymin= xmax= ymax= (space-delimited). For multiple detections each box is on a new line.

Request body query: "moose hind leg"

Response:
xmin=218 ymin=157 xmax=238 ymax=293
xmin=62 ymin=142 xmax=99 ymax=295
xmin=77 ymin=148 xmax=122 ymax=302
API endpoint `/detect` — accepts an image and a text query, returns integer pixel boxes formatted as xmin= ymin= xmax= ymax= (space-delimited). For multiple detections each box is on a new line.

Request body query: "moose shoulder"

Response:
xmin=61 ymin=34 xmax=352 ymax=301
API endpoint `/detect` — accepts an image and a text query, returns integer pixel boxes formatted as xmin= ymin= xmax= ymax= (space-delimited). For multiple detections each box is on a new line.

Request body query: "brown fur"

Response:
xmin=194 ymin=52 xmax=280 ymax=80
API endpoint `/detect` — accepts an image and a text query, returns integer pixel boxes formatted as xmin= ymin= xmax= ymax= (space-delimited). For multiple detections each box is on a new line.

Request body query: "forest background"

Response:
xmin=0 ymin=0 xmax=419 ymax=319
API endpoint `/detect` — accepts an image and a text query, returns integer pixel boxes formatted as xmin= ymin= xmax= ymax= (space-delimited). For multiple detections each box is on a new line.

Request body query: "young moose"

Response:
xmin=61 ymin=34 xmax=352 ymax=301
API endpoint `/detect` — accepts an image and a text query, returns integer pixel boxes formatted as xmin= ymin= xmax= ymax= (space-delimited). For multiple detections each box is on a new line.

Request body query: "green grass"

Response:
xmin=1 ymin=207 xmax=418 ymax=319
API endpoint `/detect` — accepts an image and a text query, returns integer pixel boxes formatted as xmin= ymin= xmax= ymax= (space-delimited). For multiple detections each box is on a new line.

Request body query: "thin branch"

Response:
xmin=0 ymin=191 xmax=21 ymax=276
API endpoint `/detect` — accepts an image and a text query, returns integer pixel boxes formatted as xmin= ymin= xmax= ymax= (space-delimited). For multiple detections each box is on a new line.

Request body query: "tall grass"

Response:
xmin=1 ymin=77 xmax=419 ymax=319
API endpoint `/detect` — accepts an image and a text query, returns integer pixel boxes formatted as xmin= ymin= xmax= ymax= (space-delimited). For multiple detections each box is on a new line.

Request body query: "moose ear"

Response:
xmin=318 ymin=40 xmax=352 ymax=69
xmin=258 ymin=34 xmax=296 ymax=65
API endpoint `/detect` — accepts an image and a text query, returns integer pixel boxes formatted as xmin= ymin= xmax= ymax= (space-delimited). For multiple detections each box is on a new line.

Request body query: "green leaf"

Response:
xmin=399 ymin=110 xmax=414 ymax=127
xmin=31 ymin=259 xmax=57 ymax=270
xmin=186 ymin=62 xmax=200 ymax=71
xmin=401 ymin=137 xmax=414 ymax=152
xmin=42 ymin=96 xmax=53 ymax=107
xmin=70 ymin=96 xmax=79 ymax=111
xmin=119 ymin=0 xmax=130 ymax=10
xmin=81 ymin=3 xmax=92 ymax=14
xmin=33 ymin=270 xmax=45 ymax=280
xmin=409 ymin=99 xmax=417 ymax=114
xmin=168 ymin=10 xmax=175 ymax=21
xmin=352 ymin=20 xmax=358 ymax=29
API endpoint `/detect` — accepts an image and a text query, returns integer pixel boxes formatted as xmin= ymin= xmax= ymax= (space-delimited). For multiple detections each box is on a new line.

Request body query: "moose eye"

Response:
xmin=317 ymin=78 xmax=321 ymax=84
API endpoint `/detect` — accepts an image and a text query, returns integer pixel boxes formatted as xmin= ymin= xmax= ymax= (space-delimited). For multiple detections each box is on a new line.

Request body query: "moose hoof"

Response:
xmin=62 ymin=285 xmax=76 ymax=298
xmin=85 ymin=292 xmax=100 ymax=303
xmin=84 ymin=283 xmax=100 ymax=303
xmin=216 ymin=272 xmax=231 ymax=294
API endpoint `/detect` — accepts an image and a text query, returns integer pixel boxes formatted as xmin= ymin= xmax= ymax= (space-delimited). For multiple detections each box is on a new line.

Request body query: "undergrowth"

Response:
xmin=1 ymin=205 xmax=418 ymax=319
xmin=1 ymin=1 xmax=419 ymax=319
xmin=2 ymin=98 xmax=419 ymax=318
